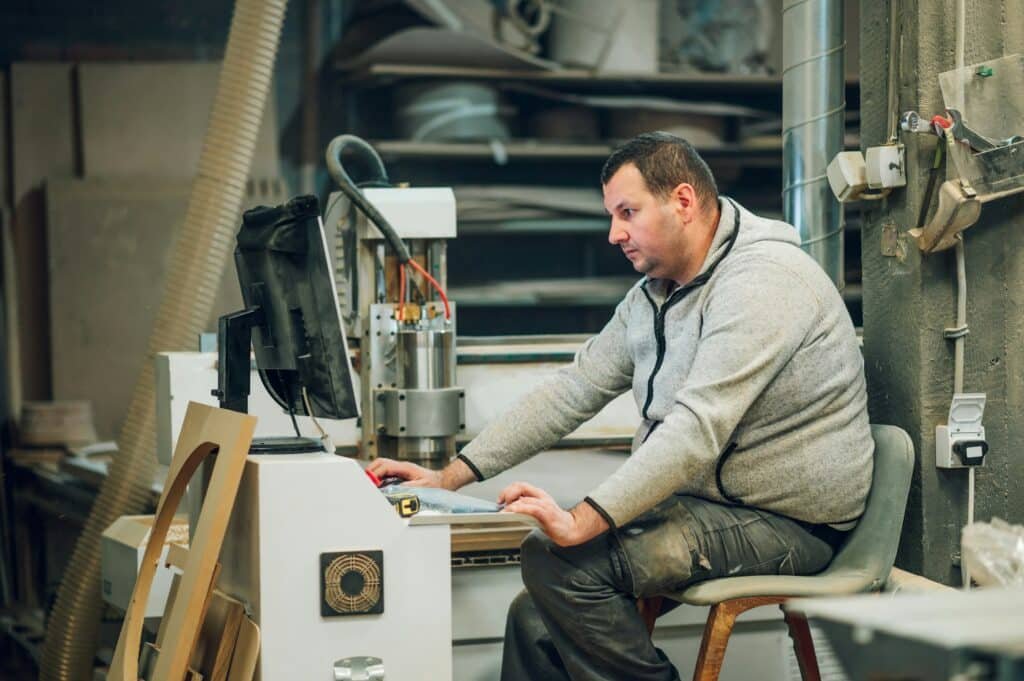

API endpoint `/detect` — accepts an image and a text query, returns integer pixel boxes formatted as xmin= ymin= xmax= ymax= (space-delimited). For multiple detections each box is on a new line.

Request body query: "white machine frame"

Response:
xmin=136 ymin=351 xmax=818 ymax=680
xmin=218 ymin=453 xmax=454 ymax=680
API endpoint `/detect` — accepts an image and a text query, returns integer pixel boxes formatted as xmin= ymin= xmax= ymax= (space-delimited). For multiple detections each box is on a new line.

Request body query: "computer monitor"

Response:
xmin=215 ymin=194 xmax=359 ymax=422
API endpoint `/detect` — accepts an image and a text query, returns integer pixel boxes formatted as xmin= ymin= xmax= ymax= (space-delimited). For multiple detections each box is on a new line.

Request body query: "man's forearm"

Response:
xmin=440 ymin=457 xmax=477 ymax=490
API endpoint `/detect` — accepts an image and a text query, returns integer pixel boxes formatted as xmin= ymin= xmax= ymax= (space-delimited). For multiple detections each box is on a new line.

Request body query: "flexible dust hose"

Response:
xmin=39 ymin=1 xmax=287 ymax=678
xmin=325 ymin=134 xmax=411 ymax=262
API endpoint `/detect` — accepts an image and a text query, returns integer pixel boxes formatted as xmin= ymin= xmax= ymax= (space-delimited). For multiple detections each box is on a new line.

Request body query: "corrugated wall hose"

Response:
xmin=38 ymin=1 xmax=288 ymax=678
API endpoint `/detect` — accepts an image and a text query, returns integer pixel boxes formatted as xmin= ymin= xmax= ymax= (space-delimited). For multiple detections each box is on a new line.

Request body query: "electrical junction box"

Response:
xmin=936 ymin=393 xmax=988 ymax=469
xmin=827 ymin=151 xmax=869 ymax=202
xmin=865 ymin=143 xmax=907 ymax=190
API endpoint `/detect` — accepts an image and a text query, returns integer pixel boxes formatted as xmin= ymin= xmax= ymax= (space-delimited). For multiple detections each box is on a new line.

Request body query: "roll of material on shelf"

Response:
xmin=608 ymin=110 xmax=725 ymax=147
xmin=38 ymin=1 xmax=288 ymax=678
xmin=395 ymin=82 xmax=512 ymax=142
xmin=548 ymin=0 xmax=658 ymax=73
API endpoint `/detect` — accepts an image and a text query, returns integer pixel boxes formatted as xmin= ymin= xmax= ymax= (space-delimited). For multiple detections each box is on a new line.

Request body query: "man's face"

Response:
xmin=603 ymin=163 xmax=684 ymax=280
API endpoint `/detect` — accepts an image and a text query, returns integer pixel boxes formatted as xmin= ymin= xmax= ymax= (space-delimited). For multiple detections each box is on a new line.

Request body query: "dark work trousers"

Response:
xmin=500 ymin=495 xmax=840 ymax=681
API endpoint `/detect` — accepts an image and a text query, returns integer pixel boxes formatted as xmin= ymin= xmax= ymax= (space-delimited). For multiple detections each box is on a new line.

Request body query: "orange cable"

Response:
xmin=408 ymin=259 xmax=451 ymax=320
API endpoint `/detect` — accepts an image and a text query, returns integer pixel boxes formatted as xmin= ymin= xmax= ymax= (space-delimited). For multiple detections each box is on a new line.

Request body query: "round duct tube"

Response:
xmin=782 ymin=0 xmax=845 ymax=288
xmin=395 ymin=329 xmax=457 ymax=468
xmin=38 ymin=1 xmax=288 ymax=678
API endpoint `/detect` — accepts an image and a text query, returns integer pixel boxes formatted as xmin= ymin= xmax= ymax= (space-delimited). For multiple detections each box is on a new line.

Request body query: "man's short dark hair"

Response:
xmin=601 ymin=132 xmax=719 ymax=208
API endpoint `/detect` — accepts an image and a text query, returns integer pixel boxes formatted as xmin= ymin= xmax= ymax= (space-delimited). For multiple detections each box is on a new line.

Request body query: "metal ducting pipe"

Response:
xmin=39 ymin=1 xmax=288 ymax=678
xmin=782 ymin=0 xmax=845 ymax=288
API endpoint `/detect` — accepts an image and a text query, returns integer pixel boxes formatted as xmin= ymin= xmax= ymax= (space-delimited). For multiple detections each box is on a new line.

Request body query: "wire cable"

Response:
xmin=325 ymin=135 xmax=411 ymax=263
xmin=952 ymin=236 xmax=974 ymax=590
xmin=952 ymin=0 xmax=973 ymax=591
xmin=325 ymin=137 xmax=451 ymax=318
xmin=408 ymin=259 xmax=451 ymax=319
xmin=282 ymin=381 xmax=302 ymax=438
xmin=397 ymin=263 xmax=407 ymax=321
xmin=302 ymin=386 xmax=334 ymax=453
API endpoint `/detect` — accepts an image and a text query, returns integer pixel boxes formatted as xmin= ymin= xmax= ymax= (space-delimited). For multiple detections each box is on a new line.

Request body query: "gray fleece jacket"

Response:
xmin=459 ymin=197 xmax=873 ymax=529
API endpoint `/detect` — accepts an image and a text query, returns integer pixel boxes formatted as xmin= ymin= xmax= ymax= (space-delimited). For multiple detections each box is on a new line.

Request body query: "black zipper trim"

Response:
xmin=640 ymin=419 xmax=661 ymax=444
xmin=714 ymin=441 xmax=743 ymax=504
xmin=457 ymin=454 xmax=485 ymax=482
xmin=639 ymin=286 xmax=664 ymax=420
xmin=639 ymin=198 xmax=742 ymax=421
xmin=583 ymin=496 xmax=618 ymax=531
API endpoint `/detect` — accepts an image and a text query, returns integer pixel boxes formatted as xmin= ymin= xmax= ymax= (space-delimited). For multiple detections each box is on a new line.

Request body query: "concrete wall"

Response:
xmin=860 ymin=0 xmax=1024 ymax=583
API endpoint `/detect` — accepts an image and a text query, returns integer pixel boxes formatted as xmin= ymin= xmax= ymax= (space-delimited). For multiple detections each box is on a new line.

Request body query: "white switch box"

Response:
xmin=827 ymin=151 xmax=869 ymax=202
xmin=936 ymin=393 xmax=988 ymax=469
xmin=866 ymin=144 xmax=907 ymax=189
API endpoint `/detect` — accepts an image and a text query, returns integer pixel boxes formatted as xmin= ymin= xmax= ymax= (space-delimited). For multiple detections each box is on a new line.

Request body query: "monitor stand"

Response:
xmin=215 ymin=307 xmax=330 ymax=456
xmin=213 ymin=306 xmax=262 ymax=415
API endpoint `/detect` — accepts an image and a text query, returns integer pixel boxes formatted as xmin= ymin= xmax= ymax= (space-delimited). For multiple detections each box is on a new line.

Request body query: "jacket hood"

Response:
xmin=643 ymin=197 xmax=801 ymax=298
xmin=703 ymin=197 xmax=801 ymax=271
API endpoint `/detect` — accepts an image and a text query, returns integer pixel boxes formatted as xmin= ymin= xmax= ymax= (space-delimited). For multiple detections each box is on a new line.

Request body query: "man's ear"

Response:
xmin=672 ymin=183 xmax=698 ymax=222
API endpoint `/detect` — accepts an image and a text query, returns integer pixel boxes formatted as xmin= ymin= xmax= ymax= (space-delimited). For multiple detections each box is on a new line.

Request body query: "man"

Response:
xmin=368 ymin=132 xmax=873 ymax=680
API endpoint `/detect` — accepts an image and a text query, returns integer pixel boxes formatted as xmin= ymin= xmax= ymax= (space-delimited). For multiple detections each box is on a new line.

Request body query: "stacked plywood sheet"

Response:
xmin=9 ymin=61 xmax=284 ymax=439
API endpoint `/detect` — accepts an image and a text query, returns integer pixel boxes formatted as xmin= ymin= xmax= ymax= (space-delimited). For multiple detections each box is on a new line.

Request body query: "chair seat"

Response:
xmin=660 ymin=425 xmax=914 ymax=681
xmin=673 ymin=568 xmax=881 ymax=605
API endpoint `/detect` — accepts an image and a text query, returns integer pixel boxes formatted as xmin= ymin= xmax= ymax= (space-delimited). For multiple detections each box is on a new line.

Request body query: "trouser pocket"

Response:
xmin=612 ymin=497 xmax=711 ymax=598
xmin=612 ymin=496 xmax=836 ymax=599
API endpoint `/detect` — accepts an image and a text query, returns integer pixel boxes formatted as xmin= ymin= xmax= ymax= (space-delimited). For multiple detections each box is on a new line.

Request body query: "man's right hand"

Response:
xmin=366 ymin=456 xmax=478 ymax=491
xmin=366 ymin=458 xmax=442 ymax=488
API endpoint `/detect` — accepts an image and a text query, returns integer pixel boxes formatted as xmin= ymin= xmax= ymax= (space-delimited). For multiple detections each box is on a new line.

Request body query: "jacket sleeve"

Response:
xmin=585 ymin=261 xmax=822 ymax=527
xmin=459 ymin=292 xmax=636 ymax=480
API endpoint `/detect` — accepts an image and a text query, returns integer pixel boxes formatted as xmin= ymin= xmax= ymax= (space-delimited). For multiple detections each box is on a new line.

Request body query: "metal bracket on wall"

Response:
xmin=880 ymin=221 xmax=908 ymax=261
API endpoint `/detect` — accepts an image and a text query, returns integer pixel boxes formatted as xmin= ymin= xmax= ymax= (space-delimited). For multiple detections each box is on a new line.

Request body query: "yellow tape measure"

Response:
xmin=385 ymin=492 xmax=421 ymax=518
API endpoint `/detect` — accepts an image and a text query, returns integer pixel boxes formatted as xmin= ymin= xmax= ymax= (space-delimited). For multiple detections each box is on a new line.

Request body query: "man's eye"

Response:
xmin=622 ymin=208 xmax=634 ymax=218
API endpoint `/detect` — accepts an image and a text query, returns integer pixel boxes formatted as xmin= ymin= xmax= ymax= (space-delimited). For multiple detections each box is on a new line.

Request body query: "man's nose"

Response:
xmin=608 ymin=219 xmax=627 ymax=245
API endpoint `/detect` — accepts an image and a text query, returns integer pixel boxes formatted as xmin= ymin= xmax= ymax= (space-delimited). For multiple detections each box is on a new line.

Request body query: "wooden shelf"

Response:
xmin=450 ymin=277 xmax=636 ymax=307
xmin=456 ymin=217 xmax=866 ymax=238
xmin=458 ymin=218 xmax=608 ymax=235
xmin=451 ymin=279 xmax=861 ymax=308
xmin=373 ymin=140 xmax=783 ymax=166
xmin=341 ymin=63 xmax=860 ymax=97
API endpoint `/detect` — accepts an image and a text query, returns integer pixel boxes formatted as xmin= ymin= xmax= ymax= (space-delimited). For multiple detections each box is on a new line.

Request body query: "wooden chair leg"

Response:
xmin=693 ymin=597 xmax=786 ymax=681
xmin=782 ymin=608 xmax=822 ymax=681
xmin=693 ymin=601 xmax=740 ymax=681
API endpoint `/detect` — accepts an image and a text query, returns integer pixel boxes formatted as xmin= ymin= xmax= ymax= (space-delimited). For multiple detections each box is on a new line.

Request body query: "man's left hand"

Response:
xmin=499 ymin=482 xmax=609 ymax=547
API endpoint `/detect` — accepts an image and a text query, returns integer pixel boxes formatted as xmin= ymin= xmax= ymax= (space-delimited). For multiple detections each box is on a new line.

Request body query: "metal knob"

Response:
xmin=334 ymin=656 xmax=385 ymax=681
xmin=899 ymin=110 xmax=931 ymax=134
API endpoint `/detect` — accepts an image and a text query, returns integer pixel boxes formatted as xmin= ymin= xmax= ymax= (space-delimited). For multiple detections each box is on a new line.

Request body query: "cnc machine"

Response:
xmin=102 ymin=135 xmax=643 ymax=681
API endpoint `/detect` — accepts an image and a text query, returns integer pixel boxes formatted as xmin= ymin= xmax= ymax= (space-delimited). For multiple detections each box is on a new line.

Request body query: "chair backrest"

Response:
xmin=824 ymin=424 xmax=915 ymax=589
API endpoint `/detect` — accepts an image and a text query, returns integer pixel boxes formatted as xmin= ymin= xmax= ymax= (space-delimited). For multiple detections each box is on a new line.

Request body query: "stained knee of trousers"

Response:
xmin=614 ymin=500 xmax=709 ymax=597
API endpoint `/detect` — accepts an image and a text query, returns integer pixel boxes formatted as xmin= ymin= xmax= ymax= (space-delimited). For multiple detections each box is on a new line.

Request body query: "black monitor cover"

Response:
xmin=234 ymin=195 xmax=359 ymax=420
